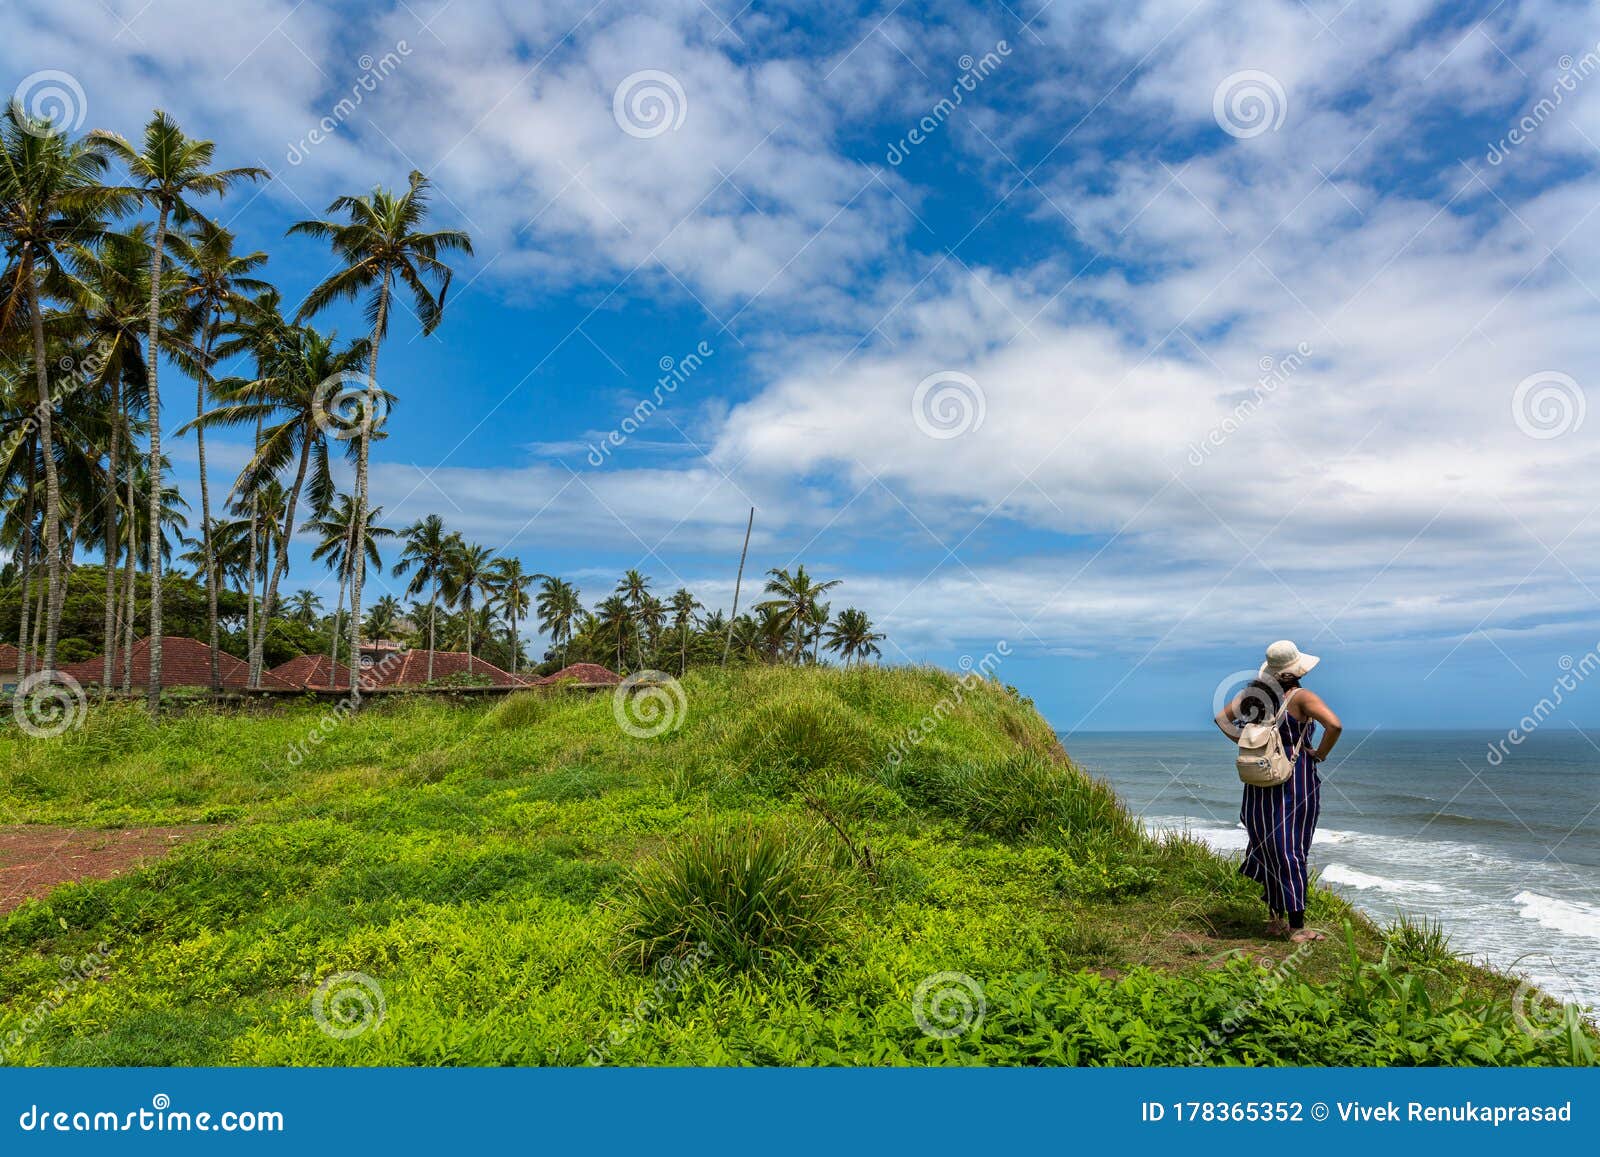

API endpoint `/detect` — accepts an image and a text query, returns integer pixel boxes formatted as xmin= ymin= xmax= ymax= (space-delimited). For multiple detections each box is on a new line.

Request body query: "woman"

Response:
xmin=1214 ymin=640 xmax=1343 ymax=942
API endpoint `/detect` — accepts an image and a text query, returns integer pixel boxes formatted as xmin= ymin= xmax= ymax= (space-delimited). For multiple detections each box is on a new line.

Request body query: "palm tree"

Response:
xmin=215 ymin=287 xmax=292 ymax=675
xmin=595 ymin=595 xmax=631 ymax=672
xmin=823 ymin=608 xmax=884 ymax=665
xmin=287 ymin=589 xmax=322 ymax=625
xmin=171 ymin=218 xmax=269 ymax=691
xmin=489 ymin=556 xmax=534 ymax=676
xmin=392 ymin=513 xmax=452 ymax=683
xmin=668 ymin=588 xmax=701 ymax=676
xmin=90 ymin=110 xmax=267 ymax=710
xmin=289 ymin=170 xmax=471 ymax=703
xmin=365 ymin=593 xmax=402 ymax=640
xmin=442 ymin=539 xmax=494 ymax=665
xmin=535 ymin=576 xmax=582 ymax=668
xmin=757 ymin=565 xmax=842 ymax=663
xmin=183 ymin=325 xmax=369 ymax=687
xmin=0 ymin=101 xmax=114 ymax=677
xmin=307 ymin=494 xmax=393 ymax=683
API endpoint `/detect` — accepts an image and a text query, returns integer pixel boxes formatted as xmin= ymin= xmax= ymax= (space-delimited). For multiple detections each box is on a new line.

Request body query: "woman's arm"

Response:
xmin=1296 ymin=690 xmax=1343 ymax=762
xmin=1213 ymin=695 xmax=1244 ymax=739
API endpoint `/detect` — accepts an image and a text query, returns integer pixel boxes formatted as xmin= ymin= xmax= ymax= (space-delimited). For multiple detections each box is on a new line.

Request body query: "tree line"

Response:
xmin=1 ymin=98 xmax=885 ymax=699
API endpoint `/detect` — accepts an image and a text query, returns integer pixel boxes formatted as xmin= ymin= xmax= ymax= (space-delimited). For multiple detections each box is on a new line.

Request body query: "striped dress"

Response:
xmin=1239 ymin=701 xmax=1319 ymax=914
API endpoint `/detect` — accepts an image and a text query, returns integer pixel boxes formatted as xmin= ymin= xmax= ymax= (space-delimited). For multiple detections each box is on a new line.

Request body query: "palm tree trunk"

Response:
xmin=245 ymin=411 xmax=262 ymax=686
xmin=101 ymin=378 xmax=121 ymax=696
xmin=195 ymin=327 xmax=220 ymax=693
xmin=508 ymin=605 xmax=518 ymax=676
xmin=252 ymin=437 xmax=312 ymax=682
xmin=25 ymin=272 xmax=62 ymax=679
xmin=122 ymin=458 xmax=137 ymax=693
xmin=145 ymin=200 xmax=171 ymax=714
xmin=426 ymin=578 xmax=437 ymax=684
xmin=15 ymin=444 xmax=35 ymax=678
xmin=347 ymin=275 xmax=390 ymax=704
xmin=722 ymin=507 xmax=754 ymax=667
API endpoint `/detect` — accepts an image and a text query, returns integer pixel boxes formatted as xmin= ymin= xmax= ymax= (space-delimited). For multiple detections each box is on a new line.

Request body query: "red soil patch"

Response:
xmin=0 ymin=825 xmax=209 ymax=914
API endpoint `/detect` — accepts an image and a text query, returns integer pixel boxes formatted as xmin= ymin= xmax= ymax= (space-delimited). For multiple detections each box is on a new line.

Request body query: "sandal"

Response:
xmin=1289 ymin=928 xmax=1327 ymax=942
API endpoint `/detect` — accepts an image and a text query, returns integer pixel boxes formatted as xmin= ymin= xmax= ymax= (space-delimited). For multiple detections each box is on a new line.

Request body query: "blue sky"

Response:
xmin=8 ymin=0 xmax=1600 ymax=730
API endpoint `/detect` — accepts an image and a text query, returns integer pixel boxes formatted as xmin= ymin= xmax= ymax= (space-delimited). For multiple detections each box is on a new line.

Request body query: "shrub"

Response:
xmin=1382 ymin=911 xmax=1458 ymax=968
xmin=730 ymin=697 xmax=872 ymax=795
xmin=618 ymin=824 xmax=846 ymax=972
xmin=925 ymin=752 xmax=1140 ymax=845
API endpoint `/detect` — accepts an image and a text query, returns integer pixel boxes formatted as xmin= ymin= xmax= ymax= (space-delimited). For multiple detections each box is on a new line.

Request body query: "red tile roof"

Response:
xmin=539 ymin=662 xmax=622 ymax=685
xmin=60 ymin=637 xmax=296 ymax=690
xmin=359 ymin=649 xmax=524 ymax=687
xmin=267 ymin=653 xmax=355 ymax=690
xmin=0 ymin=643 xmax=22 ymax=673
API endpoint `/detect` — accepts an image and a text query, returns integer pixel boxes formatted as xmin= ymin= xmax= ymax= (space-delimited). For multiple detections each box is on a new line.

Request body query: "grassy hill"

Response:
xmin=0 ymin=666 xmax=1592 ymax=1065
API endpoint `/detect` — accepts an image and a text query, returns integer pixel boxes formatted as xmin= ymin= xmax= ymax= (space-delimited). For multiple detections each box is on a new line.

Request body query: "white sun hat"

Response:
xmin=1260 ymin=639 xmax=1319 ymax=679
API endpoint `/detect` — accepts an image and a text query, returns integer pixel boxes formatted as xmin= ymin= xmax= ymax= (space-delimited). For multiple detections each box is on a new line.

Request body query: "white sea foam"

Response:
xmin=1514 ymin=891 xmax=1600 ymax=942
xmin=1320 ymin=863 xmax=1445 ymax=894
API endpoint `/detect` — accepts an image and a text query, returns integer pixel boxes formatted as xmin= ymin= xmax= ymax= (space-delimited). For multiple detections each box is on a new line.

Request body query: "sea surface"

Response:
xmin=1060 ymin=729 xmax=1600 ymax=1009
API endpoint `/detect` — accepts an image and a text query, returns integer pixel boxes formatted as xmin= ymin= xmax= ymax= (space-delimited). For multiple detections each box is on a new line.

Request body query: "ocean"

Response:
xmin=1060 ymin=729 xmax=1600 ymax=1009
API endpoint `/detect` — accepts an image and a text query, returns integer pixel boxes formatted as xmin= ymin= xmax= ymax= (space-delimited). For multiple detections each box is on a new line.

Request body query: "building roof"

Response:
xmin=539 ymin=662 xmax=622 ymax=686
xmin=0 ymin=643 xmax=22 ymax=673
xmin=360 ymin=648 xmax=524 ymax=687
xmin=60 ymin=637 xmax=296 ymax=690
xmin=267 ymin=653 xmax=355 ymax=690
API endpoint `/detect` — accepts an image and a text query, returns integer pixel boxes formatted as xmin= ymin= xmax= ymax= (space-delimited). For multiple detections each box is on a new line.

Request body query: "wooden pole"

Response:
xmin=721 ymin=507 xmax=755 ymax=667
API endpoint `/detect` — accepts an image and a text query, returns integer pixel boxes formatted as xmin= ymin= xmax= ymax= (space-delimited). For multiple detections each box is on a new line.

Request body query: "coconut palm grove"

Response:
xmin=1 ymin=104 xmax=886 ymax=698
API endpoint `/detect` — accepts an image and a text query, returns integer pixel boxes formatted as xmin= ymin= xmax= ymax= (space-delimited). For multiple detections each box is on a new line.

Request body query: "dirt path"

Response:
xmin=0 ymin=826 xmax=210 ymax=914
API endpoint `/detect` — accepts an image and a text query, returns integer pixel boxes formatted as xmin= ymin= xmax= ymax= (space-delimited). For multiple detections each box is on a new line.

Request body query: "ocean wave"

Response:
xmin=1514 ymin=891 xmax=1600 ymax=942
xmin=1320 ymin=863 xmax=1446 ymax=894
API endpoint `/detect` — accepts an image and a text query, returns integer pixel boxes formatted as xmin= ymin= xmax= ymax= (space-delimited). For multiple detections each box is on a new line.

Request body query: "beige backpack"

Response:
xmin=1235 ymin=688 xmax=1306 ymax=786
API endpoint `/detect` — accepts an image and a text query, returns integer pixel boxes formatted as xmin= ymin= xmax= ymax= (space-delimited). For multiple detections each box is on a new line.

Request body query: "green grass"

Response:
xmin=0 ymin=665 xmax=1592 ymax=1066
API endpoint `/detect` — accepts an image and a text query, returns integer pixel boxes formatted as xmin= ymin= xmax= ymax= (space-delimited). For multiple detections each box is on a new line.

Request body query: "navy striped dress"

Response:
xmin=1239 ymin=700 xmax=1319 ymax=914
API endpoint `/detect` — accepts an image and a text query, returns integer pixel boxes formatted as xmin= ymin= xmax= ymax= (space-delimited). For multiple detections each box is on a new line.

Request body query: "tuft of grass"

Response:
xmin=923 ymin=752 xmax=1140 ymax=845
xmin=618 ymin=823 xmax=847 ymax=972
xmin=1383 ymin=911 xmax=1459 ymax=968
